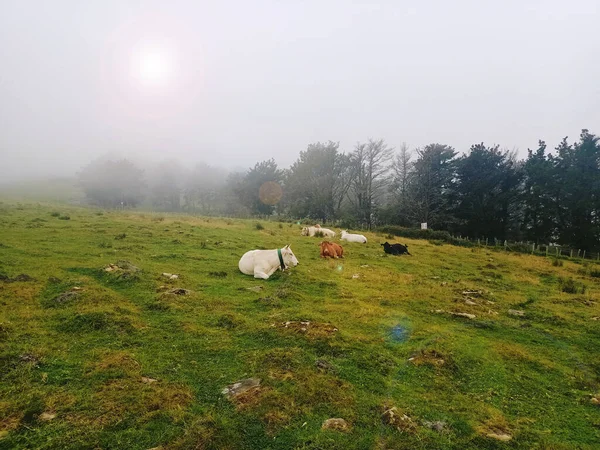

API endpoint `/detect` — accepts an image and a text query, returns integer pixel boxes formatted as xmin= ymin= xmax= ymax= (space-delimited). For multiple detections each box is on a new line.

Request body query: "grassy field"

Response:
xmin=1 ymin=201 xmax=599 ymax=449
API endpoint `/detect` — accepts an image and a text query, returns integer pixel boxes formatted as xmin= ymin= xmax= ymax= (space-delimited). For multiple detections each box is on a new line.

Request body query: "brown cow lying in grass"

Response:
xmin=319 ymin=241 xmax=344 ymax=259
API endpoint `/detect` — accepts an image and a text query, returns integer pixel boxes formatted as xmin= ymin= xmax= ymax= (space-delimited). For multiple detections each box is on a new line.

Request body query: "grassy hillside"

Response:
xmin=0 ymin=178 xmax=84 ymax=204
xmin=1 ymin=202 xmax=599 ymax=449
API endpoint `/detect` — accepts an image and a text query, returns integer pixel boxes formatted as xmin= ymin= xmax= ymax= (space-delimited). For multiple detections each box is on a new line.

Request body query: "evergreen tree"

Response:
xmin=407 ymin=144 xmax=457 ymax=229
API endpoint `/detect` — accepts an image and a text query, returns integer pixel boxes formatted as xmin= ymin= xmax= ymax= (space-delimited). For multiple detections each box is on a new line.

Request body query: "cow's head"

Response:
xmin=301 ymin=227 xmax=309 ymax=236
xmin=282 ymin=244 xmax=299 ymax=268
xmin=381 ymin=242 xmax=391 ymax=248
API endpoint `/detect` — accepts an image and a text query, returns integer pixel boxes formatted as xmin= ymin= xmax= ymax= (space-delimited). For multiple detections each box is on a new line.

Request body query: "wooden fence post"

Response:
xmin=570 ymin=249 xmax=573 ymax=258
xmin=583 ymin=250 xmax=586 ymax=259
xmin=577 ymin=249 xmax=581 ymax=258
xmin=546 ymin=245 xmax=549 ymax=256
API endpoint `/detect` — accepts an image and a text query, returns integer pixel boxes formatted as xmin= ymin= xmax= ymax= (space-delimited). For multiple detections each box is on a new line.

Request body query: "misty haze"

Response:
xmin=1 ymin=1 xmax=600 ymax=449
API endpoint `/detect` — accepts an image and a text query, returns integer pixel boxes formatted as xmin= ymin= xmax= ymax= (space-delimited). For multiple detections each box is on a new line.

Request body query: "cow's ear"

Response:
xmin=286 ymin=244 xmax=290 ymax=248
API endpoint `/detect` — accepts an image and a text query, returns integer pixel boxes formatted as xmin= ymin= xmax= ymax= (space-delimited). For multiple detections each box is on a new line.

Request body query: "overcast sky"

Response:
xmin=1 ymin=0 xmax=598 ymax=182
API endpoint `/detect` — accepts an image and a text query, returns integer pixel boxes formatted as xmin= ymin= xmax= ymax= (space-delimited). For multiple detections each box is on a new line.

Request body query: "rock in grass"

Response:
xmin=423 ymin=420 xmax=446 ymax=432
xmin=452 ymin=312 xmax=476 ymax=319
xmin=39 ymin=412 xmax=56 ymax=421
xmin=436 ymin=310 xmax=476 ymax=320
xmin=141 ymin=376 xmax=158 ymax=384
xmin=52 ymin=291 xmax=80 ymax=304
xmin=382 ymin=407 xmax=415 ymax=432
xmin=221 ymin=378 xmax=261 ymax=398
xmin=161 ymin=273 xmax=179 ymax=280
xmin=487 ymin=432 xmax=512 ymax=441
xmin=169 ymin=288 xmax=190 ymax=295
xmin=508 ymin=309 xmax=525 ymax=317
xmin=321 ymin=418 xmax=350 ymax=432
xmin=315 ymin=359 xmax=334 ymax=372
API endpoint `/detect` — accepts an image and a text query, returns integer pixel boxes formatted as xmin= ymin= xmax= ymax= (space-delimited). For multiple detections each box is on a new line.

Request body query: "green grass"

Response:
xmin=1 ymin=202 xmax=600 ymax=449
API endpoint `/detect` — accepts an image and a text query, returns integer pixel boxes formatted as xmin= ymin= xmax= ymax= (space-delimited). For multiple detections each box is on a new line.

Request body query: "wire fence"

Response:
xmin=452 ymin=236 xmax=600 ymax=262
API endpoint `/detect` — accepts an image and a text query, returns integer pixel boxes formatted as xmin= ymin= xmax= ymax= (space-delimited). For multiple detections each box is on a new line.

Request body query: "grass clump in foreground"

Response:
xmin=1 ymin=202 xmax=600 ymax=449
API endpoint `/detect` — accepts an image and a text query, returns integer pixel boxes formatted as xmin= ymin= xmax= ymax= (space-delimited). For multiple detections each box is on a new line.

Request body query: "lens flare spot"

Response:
xmin=259 ymin=181 xmax=283 ymax=206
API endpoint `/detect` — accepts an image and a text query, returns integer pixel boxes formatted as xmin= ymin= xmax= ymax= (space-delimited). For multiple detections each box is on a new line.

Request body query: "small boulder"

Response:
xmin=315 ymin=359 xmax=334 ymax=372
xmin=508 ymin=309 xmax=525 ymax=317
xmin=423 ymin=420 xmax=446 ymax=432
xmin=321 ymin=418 xmax=350 ymax=432
xmin=141 ymin=376 xmax=158 ymax=384
xmin=487 ymin=432 xmax=512 ymax=441
xmin=382 ymin=407 xmax=415 ymax=432
xmin=222 ymin=378 xmax=261 ymax=399
xmin=169 ymin=288 xmax=190 ymax=295
xmin=38 ymin=412 xmax=56 ymax=421
xmin=450 ymin=312 xmax=476 ymax=319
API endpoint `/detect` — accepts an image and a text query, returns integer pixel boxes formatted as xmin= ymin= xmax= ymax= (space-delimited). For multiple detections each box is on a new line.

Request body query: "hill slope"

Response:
xmin=1 ymin=202 xmax=599 ymax=449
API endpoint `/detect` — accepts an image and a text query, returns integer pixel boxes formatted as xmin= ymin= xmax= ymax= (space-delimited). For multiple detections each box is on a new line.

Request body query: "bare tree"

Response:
xmin=348 ymin=139 xmax=394 ymax=228
xmin=391 ymin=142 xmax=413 ymax=205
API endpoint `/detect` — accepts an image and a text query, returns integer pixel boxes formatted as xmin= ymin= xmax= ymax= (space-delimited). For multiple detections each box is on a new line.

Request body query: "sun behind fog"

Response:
xmin=133 ymin=49 xmax=172 ymax=86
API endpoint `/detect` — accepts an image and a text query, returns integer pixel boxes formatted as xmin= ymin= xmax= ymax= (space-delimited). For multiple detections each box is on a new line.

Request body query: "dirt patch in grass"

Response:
xmin=87 ymin=351 xmax=142 ymax=378
xmin=276 ymin=321 xmax=338 ymax=339
xmin=0 ymin=273 xmax=35 ymax=283
xmin=216 ymin=314 xmax=243 ymax=329
xmin=0 ymin=323 xmax=11 ymax=341
xmin=56 ymin=312 xmax=136 ymax=334
xmin=477 ymin=412 xmax=513 ymax=442
xmin=408 ymin=349 xmax=451 ymax=369
xmin=208 ymin=271 xmax=227 ymax=278
xmin=69 ymin=350 xmax=193 ymax=427
xmin=75 ymin=378 xmax=193 ymax=427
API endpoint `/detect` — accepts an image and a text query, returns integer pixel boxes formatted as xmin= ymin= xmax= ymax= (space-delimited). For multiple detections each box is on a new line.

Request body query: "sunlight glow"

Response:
xmin=133 ymin=49 xmax=172 ymax=87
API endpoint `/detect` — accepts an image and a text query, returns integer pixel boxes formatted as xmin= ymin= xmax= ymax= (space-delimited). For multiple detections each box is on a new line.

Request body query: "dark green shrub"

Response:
xmin=377 ymin=225 xmax=474 ymax=247
xmin=559 ymin=277 xmax=586 ymax=294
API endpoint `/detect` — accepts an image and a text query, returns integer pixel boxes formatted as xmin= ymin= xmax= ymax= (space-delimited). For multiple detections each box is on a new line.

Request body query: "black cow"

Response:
xmin=381 ymin=241 xmax=411 ymax=256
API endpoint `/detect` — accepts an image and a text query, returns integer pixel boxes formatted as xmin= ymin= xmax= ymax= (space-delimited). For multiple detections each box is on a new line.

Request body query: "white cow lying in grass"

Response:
xmin=238 ymin=245 xmax=299 ymax=279
xmin=340 ymin=230 xmax=367 ymax=243
xmin=301 ymin=225 xmax=336 ymax=238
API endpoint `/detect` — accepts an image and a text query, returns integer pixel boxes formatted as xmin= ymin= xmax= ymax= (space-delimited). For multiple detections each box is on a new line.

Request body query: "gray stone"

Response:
xmin=221 ymin=378 xmax=261 ymax=398
xmin=321 ymin=418 xmax=350 ymax=432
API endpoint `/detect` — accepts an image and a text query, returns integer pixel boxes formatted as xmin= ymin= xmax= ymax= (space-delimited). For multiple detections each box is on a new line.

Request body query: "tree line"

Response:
xmin=78 ymin=129 xmax=600 ymax=251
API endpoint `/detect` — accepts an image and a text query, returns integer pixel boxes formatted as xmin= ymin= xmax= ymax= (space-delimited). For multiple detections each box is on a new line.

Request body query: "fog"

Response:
xmin=1 ymin=0 xmax=598 ymax=183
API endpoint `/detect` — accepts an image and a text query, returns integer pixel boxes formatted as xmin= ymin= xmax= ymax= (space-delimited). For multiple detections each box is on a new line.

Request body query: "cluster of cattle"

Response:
xmin=239 ymin=224 xmax=411 ymax=279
